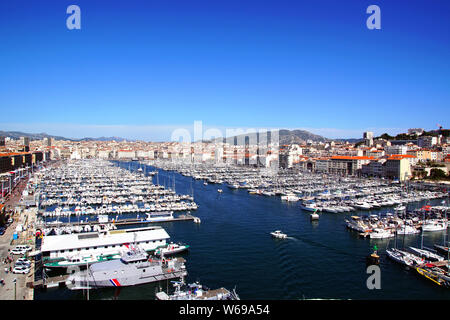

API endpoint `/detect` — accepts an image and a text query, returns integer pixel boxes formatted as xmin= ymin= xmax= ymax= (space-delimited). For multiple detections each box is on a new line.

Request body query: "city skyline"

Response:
xmin=1 ymin=0 xmax=449 ymax=140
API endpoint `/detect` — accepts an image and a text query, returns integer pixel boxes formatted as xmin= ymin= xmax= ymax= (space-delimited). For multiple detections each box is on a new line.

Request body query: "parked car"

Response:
xmin=12 ymin=266 xmax=30 ymax=274
xmin=14 ymin=245 xmax=32 ymax=252
xmin=15 ymin=260 xmax=31 ymax=268
xmin=0 ymin=228 xmax=5 ymax=236
xmin=10 ymin=248 xmax=26 ymax=255
xmin=16 ymin=257 xmax=31 ymax=264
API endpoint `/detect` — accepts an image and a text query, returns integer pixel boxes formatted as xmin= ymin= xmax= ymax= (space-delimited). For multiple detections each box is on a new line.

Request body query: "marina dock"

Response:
xmin=37 ymin=213 xmax=199 ymax=231
xmin=34 ymin=274 xmax=69 ymax=289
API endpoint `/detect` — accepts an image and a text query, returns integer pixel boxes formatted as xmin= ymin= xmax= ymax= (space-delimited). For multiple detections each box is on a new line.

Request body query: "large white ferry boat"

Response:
xmin=41 ymin=226 xmax=170 ymax=267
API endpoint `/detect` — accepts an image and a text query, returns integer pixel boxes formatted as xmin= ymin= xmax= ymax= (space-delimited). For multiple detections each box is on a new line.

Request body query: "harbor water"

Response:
xmin=35 ymin=162 xmax=450 ymax=300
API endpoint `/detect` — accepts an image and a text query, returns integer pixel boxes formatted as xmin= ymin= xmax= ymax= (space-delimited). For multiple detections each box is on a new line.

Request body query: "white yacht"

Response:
xmin=300 ymin=202 xmax=322 ymax=212
xmin=281 ymin=194 xmax=299 ymax=202
xmin=345 ymin=216 xmax=370 ymax=233
xmin=408 ymin=247 xmax=444 ymax=262
xmin=270 ymin=230 xmax=287 ymax=239
xmin=396 ymin=225 xmax=420 ymax=235
xmin=369 ymin=228 xmax=394 ymax=239
xmin=422 ymin=220 xmax=448 ymax=232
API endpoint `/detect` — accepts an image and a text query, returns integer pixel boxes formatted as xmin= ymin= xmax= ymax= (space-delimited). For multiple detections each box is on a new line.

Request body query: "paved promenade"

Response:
xmin=0 ymin=177 xmax=36 ymax=300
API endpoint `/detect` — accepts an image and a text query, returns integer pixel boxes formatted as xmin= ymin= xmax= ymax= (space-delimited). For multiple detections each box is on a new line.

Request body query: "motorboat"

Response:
xmin=155 ymin=276 xmax=240 ymax=300
xmin=154 ymin=242 xmax=190 ymax=256
xmin=300 ymin=202 xmax=322 ymax=212
xmin=369 ymin=228 xmax=394 ymax=239
xmin=386 ymin=248 xmax=423 ymax=267
xmin=270 ymin=230 xmax=287 ymax=239
xmin=422 ymin=220 xmax=448 ymax=232
xmin=408 ymin=247 xmax=444 ymax=262
xmin=396 ymin=225 xmax=420 ymax=235
xmin=345 ymin=216 xmax=371 ymax=233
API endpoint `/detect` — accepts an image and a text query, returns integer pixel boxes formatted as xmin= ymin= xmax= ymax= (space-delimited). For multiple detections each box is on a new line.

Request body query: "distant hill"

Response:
xmin=375 ymin=129 xmax=449 ymax=141
xmin=1 ymin=128 xmax=365 ymax=144
xmin=208 ymin=129 xmax=335 ymax=145
xmin=0 ymin=130 xmax=132 ymax=142
xmin=0 ymin=130 xmax=70 ymax=141
xmin=278 ymin=129 xmax=328 ymax=144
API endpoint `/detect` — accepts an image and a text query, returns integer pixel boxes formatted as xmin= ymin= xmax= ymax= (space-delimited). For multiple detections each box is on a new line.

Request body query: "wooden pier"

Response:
xmin=34 ymin=274 xmax=70 ymax=289
xmin=114 ymin=214 xmax=196 ymax=226
xmin=39 ymin=214 xmax=199 ymax=230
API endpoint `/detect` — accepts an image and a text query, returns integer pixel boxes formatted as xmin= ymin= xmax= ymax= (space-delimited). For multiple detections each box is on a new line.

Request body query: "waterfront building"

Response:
xmin=383 ymin=154 xmax=414 ymax=181
xmin=328 ymin=156 xmax=373 ymax=176
xmin=314 ymin=157 xmax=330 ymax=173
xmin=117 ymin=149 xmax=136 ymax=159
xmin=361 ymin=159 xmax=386 ymax=177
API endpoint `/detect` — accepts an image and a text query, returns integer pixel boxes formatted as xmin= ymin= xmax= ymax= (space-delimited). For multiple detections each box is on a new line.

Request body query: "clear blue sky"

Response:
xmin=0 ymin=0 xmax=449 ymax=140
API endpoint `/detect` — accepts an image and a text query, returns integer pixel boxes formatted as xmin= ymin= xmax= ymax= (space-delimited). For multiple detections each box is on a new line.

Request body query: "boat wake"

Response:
xmin=294 ymin=236 xmax=354 ymax=257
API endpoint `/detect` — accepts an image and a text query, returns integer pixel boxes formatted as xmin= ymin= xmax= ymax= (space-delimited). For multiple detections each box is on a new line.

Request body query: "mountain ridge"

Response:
xmin=0 ymin=129 xmax=360 ymax=144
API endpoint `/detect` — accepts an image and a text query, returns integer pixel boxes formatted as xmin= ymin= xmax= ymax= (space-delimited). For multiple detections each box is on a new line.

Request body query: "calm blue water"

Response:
xmin=35 ymin=162 xmax=450 ymax=300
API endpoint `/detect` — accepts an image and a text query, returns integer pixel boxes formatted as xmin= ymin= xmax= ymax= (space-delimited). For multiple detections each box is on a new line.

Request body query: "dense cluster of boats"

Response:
xmin=146 ymin=160 xmax=447 ymax=212
xmin=30 ymin=159 xmax=239 ymax=299
xmin=354 ymin=205 xmax=450 ymax=288
xmin=345 ymin=205 xmax=448 ymax=238
xmin=24 ymin=158 xmax=449 ymax=296
xmin=34 ymin=160 xmax=198 ymax=221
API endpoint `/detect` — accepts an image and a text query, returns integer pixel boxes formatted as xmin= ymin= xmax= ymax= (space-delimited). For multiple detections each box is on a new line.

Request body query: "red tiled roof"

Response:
xmin=331 ymin=156 xmax=374 ymax=160
xmin=387 ymin=154 xmax=416 ymax=160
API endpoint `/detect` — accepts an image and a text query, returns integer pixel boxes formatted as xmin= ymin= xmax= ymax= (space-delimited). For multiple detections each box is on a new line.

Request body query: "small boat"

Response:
xmin=154 ymin=242 xmax=190 ymax=256
xmin=369 ymin=228 xmax=394 ymax=239
xmin=396 ymin=225 xmax=420 ymax=235
xmin=44 ymin=253 xmax=121 ymax=269
xmin=193 ymin=217 xmax=201 ymax=224
xmin=386 ymin=248 xmax=423 ymax=267
xmin=300 ymin=202 xmax=322 ymax=212
xmin=422 ymin=220 xmax=448 ymax=232
xmin=270 ymin=230 xmax=287 ymax=239
xmin=416 ymin=267 xmax=450 ymax=288
xmin=217 ymin=189 xmax=223 ymax=193
xmin=155 ymin=276 xmax=240 ymax=300
xmin=408 ymin=247 xmax=444 ymax=262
